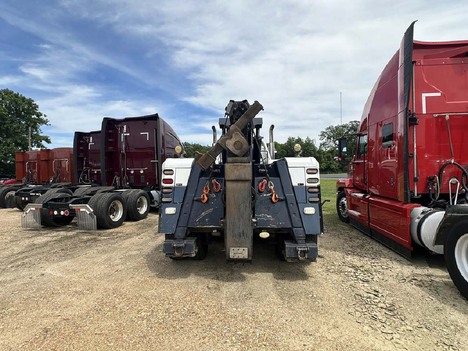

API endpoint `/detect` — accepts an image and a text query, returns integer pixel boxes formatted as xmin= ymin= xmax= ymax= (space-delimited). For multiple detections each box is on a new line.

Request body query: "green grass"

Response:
xmin=320 ymin=178 xmax=341 ymax=228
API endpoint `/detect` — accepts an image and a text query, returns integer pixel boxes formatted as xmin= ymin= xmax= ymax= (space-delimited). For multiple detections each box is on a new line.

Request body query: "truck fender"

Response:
xmin=434 ymin=205 xmax=468 ymax=246
xmin=434 ymin=205 xmax=468 ymax=300
xmin=443 ymin=222 xmax=468 ymax=300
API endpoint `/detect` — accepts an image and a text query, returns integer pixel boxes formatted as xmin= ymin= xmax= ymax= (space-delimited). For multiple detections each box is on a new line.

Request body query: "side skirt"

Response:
xmin=350 ymin=219 xmax=413 ymax=259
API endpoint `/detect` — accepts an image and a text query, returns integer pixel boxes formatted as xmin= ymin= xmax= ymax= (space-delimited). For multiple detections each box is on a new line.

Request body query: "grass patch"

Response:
xmin=320 ymin=179 xmax=342 ymax=228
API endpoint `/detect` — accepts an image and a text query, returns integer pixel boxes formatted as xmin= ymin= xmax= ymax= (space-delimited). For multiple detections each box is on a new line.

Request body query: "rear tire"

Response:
xmin=46 ymin=188 xmax=73 ymax=196
xmin=194 ymin=236 xmax=208 ymax=260
xmin=0 ymin=186 xmax=17 ymax=208
xmin=123 ymin=190 xmax=150 ymax=221
xmin=444 ymin=223 xmax=468 ymax=300
xmin=88 ymin=193 xmax=126 ymax=229
xmin=336 ymin=190 xmax=349 ymax=223
xmin=74 ymin=186 xmax=94 ymax=196
xmin=5 ymin=190 xmax=17 ymax=208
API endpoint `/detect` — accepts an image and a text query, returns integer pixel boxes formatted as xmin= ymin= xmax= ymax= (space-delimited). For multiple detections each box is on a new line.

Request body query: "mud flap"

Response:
xmin=163 ymin=237 xmax=197 ymax=258
xmin=21 ymin=204 xmax=43 ymax=228
xmin=69 ymin=204 xmax=97 ymax=230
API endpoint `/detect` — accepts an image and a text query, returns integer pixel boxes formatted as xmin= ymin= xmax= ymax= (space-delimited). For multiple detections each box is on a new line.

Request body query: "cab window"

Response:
xmin=382 ymin=123 xmax=394 ymax=148
xmin=357 ymin=134 xmax=368 ymax=159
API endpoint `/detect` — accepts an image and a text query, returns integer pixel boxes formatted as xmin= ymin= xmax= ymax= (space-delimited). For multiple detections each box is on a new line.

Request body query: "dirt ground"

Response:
xmin=0 ymin=207 xmax=467 ymax=351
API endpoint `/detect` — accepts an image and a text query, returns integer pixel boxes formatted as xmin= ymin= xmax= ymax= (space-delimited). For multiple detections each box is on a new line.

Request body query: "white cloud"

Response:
xmin=1 ymin=0 xmax=468 ymax=149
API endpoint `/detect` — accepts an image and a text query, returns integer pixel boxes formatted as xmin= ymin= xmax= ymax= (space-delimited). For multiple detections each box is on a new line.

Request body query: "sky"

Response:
xmin=1 ymin=0 xmax=467 ymax=148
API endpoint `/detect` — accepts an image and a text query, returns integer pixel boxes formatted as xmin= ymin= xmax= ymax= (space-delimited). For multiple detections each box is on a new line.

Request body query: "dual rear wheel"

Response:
xmin=87 ymin=190 xmax=151 ymax=229
xmin=36 ymin=189 xmax=150 ymax=229
xmin=88 ymin=192 xmax=127 ymax=229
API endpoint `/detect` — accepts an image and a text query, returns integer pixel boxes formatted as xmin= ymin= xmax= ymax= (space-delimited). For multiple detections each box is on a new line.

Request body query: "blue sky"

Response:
xmin=1 ymin=0 xmax=467 ymax=148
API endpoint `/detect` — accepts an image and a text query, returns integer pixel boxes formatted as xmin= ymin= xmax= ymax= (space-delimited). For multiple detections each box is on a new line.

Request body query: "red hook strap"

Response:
xmin=269 ymin=182 xmax=279 ymax=203
xmin=200 ymin=184 xmax=210 ymax=203
xmin=258 ymin=178 xmax=268 ymax=193
xmin=211 ymin=179 xmax=222 ymax=193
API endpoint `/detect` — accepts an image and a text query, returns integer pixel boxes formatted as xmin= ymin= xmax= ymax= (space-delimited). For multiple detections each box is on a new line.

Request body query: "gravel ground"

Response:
xmin=0 ymin=207 xmax=467 ymax=351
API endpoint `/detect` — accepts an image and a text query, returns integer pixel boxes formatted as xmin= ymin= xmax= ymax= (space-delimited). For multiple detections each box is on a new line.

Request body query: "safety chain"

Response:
xmin=200 ymin=178 xmax=222 ymax=203
xmin=257 ymin=178 xmax=279 ymax=203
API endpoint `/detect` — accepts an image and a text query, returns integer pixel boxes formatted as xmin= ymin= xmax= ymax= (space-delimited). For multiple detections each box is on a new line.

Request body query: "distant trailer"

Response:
xmin=0 ymin=148 xmax=73 ymax=209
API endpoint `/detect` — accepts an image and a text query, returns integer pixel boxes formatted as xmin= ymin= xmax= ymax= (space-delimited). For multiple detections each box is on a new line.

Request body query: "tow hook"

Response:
xmin=297 ymin=247 xmax=309 ymax=260
xmin=173 ymin=242 xmax=185 ymax=257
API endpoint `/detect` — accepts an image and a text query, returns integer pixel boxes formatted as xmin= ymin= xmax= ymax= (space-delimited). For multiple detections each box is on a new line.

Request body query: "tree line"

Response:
xmin=183 ymin=120 xmax=359 ymax=173
xmin=0 ymin=89 xmax=359 ymax=176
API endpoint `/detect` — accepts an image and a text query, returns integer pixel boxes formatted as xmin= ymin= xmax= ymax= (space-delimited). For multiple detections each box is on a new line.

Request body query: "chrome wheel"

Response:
xmin=109 ymin=200 xmax=124 ymax=222
xmin=455 ymin=233 xmax=468 ymax=282
xmin=338 ymin=196 xmax=348 ymax=219
xmin=136 ymin=195 xmax=149 ymax=215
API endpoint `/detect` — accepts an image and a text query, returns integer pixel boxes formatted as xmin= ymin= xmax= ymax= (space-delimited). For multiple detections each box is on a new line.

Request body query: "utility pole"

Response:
xmin=28 ymin=126 xmax=32 ymax=151
xmin=340 ymin=92 xmax=343 ymax=125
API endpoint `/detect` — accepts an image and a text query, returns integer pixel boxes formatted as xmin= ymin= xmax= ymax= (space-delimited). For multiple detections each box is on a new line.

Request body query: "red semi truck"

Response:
xmin=336 ymin=23 xmax=468 ymax=299
xmin=22 ymin=113 xmax=183 ymax=230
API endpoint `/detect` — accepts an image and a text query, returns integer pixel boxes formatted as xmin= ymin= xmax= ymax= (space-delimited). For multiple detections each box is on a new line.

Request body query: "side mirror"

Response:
xmin=337 ymin=137 xmax=347 ymax=161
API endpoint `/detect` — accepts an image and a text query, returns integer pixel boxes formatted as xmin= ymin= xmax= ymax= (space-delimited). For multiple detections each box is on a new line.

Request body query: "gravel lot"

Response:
xmin=0 ymin=207 xmax=467 ymax=351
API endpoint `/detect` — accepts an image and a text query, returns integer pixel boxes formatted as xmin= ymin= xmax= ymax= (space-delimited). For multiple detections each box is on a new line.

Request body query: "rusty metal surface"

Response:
xmin=197 ymin=101 xmax=263 ymax=170
xmin=224 ymin=161 xmax=253 ymax=261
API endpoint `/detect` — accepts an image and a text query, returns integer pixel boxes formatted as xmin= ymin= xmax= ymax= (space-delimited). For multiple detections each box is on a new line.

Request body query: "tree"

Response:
xmin=318 ymin=121 xmax=359 ymax=172
xmin=0 ymin=89 xmax=50 ymax=175
xmin=275 ymin=137 xmax=318 ymax=159
xmin=319 ymin=120 xmax=360 ymax=150
xmin=182 ymin=142 xmax=211 ymax=158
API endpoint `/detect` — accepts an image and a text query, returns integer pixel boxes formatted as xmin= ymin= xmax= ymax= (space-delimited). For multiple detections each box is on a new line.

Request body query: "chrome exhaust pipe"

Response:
xmin=269 ymin=124 xmax=275 ymax=158
xmin=211 ymin=126 xmax=217 ymax=146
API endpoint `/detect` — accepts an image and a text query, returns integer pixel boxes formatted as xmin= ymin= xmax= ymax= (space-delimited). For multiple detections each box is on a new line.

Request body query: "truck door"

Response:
xmin=378 ymin=122 xmax=397 ymax=198
xmin=352 ymin=134 xmax=368 ymax=191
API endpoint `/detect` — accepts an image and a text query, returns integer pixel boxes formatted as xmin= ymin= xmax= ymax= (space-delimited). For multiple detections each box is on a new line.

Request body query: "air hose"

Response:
xmin=438 ymin=161 xmax=468 ymax=192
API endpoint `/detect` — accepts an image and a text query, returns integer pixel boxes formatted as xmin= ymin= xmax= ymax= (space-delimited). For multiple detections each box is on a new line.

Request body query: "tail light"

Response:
xmin=306 ymin=168 xmax=318 ymax=174
xmin=162 ymin=168 xmax=175 ymax=202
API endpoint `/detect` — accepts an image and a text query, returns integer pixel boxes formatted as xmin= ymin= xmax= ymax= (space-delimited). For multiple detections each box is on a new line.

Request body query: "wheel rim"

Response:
xmin=455 ymin=233 xmax=468 ymax=282
xmin=108 ymin=200 xmax=124 ymax=222
xmin=136 ymin=195 xmax=149 ymax=215
xmin=339 ymin=196 xmax=348 ymax=219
